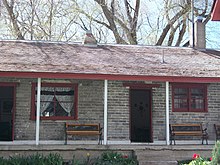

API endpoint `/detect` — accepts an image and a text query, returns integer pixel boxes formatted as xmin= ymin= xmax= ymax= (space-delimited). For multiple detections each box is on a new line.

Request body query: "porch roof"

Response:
xmin=0 ymin=40 xmax=220 ymax=82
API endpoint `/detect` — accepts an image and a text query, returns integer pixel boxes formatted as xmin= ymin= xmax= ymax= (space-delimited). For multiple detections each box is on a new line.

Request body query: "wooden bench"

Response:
xmin=169 ymin=124 xmax=208 ymax=145
xmin=65 ymin=123 xmax=102 ymax=145
xmin=214 ymin=124 xmax=220 ymax=141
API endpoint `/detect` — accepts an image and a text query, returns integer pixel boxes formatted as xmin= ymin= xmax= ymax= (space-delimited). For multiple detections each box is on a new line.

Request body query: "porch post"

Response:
xmin=165 ymin=81 xmax=170 ymax=145
xmin=104 ymin=80 xmax=108 ymax=145
xmin=36 ymin=78 xmax=41 ymax=145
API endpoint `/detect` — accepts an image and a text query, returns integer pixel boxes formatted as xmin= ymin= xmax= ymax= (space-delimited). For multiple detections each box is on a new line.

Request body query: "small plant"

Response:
xmin=179 ymin=153 xmax=211 ymax=165
xmin=211 ymin=141 xmax=220 ymax=165
xmin=0 ymin=157 xmax=9 ymax=165
xmin=71 ymin=155 xmax=82 ymax=165
xmin=9 ymin=155 xmax=29 ymax=165
xmin=94 ymin=151 xmax=138 ymax=165
xmin=44 ymin=153 xmax=64 ymax=165
xmin=0 ymin=153 xmax=64 ymax=165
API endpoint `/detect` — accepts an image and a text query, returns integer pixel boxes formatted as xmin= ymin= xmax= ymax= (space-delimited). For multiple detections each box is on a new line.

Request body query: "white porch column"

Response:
xmin=166 ymin=81 xmax=170 ymax=145
xmin=103 ymin=80 xmax=108 ymax=145
xmin=36 ymin=78 xmax=41 ymax=145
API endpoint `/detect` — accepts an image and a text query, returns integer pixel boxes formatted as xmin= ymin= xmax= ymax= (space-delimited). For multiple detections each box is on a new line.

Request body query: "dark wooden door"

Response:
xmin=130 ymin=89 xmax=152 ymax=142
xmin=0 ymin=86 xmax=14 ymax=141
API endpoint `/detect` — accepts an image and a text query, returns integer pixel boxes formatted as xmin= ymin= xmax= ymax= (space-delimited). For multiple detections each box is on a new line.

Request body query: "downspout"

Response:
xmin=166 ymin=81 xmax=170 ymax=145
xmin=104 ymin=80 xmax=108 ymax=145
xmin=36 ymin=78 xmax=41 ymax=145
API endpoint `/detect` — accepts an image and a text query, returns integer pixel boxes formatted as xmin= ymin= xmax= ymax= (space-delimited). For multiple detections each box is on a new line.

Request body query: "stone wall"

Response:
xmin=0 ymin=78 xmax=219 ymax=142
xmin=107 ymin=81 xmax=130 ymax=141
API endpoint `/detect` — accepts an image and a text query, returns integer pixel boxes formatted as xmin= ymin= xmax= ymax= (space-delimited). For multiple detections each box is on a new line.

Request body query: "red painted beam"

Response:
xmin=211 ymin=0 xmax=220 ymax=21
xmin=1 ymin=71 xmax=220 ymax=83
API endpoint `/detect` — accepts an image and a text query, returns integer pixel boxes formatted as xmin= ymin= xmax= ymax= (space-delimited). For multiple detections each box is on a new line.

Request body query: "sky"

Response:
xmin=206 ymin=21 xmax=220 ymax=49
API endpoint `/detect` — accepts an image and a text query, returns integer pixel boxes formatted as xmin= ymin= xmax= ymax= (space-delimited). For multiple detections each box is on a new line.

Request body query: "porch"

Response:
xmin=0 ymin=141 xmax=215 ymax=165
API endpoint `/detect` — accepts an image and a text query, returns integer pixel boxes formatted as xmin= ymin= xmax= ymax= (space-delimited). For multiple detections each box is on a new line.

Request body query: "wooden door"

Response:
xmin=130 ymin=89 xmax=152 ymax=142
xmin=0 ymin=86 xmax=15 ymax=141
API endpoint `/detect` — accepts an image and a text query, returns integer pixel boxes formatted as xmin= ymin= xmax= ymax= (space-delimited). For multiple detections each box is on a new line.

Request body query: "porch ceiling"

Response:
xmin=211 ymin=0 xmax=220 ymax=21
xmin=0 ymin=40 xmax=220 ymax=82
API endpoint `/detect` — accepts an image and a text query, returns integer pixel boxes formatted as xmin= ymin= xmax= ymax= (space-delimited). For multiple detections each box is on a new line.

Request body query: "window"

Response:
xmin=172 ymin=84 xmax=207 ymax=112
xmin=31 ymin=83 xmax=78 ymax=120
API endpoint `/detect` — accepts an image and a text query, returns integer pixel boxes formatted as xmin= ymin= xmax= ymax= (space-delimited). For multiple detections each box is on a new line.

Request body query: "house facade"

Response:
xmin=0 ymin=36 xmax=220 ymax=145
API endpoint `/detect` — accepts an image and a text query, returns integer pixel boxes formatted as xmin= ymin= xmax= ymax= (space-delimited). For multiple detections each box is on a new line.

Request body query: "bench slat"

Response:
xmin=65 ymin=123 xmax=102 ymax=145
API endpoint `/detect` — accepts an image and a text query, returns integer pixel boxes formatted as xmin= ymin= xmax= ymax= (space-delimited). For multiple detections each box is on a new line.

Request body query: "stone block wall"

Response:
xmin=107 ymin=81 xmax=130 ymax=141
xmin=0 ymin=77 xmax=219 ymax=142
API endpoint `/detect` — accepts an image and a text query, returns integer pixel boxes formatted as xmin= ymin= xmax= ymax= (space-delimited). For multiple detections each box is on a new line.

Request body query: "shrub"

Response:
xmin=0 ymin=153 xmax=63 ymax=165
xmin=211 ymin=141 xmax=220 ymax=165
xmin=8 ymin=155 xmax=29 ymax=165
xmin=0 ymin=157 xmax=9 ymax=165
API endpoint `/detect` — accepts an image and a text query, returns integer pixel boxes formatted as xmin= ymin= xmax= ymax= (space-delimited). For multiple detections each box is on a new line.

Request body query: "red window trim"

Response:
xmin=30 ymin=82 xmax=78 ymax=120
xmin=172 ymin=83 xmax=208 ymax=113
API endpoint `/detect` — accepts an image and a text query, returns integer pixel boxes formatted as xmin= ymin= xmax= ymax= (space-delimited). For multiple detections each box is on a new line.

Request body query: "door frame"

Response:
xmin=0 ymin=82 xmax=17 ymax=141
xmin=129 ymin=87 xmax=153 ymax=142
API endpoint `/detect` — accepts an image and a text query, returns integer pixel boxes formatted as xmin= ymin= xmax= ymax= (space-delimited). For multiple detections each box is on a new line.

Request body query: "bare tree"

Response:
xmin=2 ymin=0 xmax=24 ymax=39
xmin=0 ymin=0 xmax=214 ymax=46
xmin=75 ymin=0 xmax=213 ymax=46
xmin=156 ymin=0 xmax=212 ymax=46
xmin=1 ymin=0 xmax=80 ymax=41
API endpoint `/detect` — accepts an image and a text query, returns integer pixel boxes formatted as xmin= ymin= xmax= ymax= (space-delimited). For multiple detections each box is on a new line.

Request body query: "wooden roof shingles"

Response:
xmin=0 ymin=40 xmax=220 ymax=82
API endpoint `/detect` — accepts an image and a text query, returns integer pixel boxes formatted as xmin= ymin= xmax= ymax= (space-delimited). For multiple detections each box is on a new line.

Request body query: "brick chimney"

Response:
xmin=83 ymin=30 xmax=97 ymax=46
xmin=190 ymin=16 xmax=206 ymax=49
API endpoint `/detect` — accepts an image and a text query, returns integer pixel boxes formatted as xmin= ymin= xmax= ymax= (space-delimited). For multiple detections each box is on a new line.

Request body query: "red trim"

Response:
xmin=123 ymin=83 xmax=160 ymax=89
xmin=0 ymin=82 xmax=17 ymax=141
xmin=1 ymin=71 xmax=220 ymax=83
xmin=171 ymin=83 xmax=208 ymax=113
xmin=211 ymin=0 xmax=220 ymax=21
xmin=30 ymin=82 xmax=78 ymax=121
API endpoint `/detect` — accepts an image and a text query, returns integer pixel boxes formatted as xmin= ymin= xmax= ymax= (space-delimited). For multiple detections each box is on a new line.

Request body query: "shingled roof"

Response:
xmin=0 ymin=40 xmax=220 ymax=82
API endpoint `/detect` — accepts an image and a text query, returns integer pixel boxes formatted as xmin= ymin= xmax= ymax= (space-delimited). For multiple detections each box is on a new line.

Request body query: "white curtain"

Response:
xmin=55 ymin=87 xmax=74 ymax=116
xmin=35 ymin=87 xmax=54 ymax=116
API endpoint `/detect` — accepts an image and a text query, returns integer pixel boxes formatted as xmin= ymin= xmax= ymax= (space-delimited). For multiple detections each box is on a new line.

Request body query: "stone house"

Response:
xmin=0 ymin=18 xmax=220 ymax=145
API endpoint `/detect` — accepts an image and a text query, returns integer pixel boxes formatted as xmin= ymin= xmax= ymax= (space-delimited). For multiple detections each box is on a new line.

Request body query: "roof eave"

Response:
xmin=0 ymin=71 xmax=220 ymax=83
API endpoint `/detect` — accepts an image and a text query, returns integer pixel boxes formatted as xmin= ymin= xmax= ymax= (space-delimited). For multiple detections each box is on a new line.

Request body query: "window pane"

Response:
xmin=174 ymin=88 xmax=187 ymax=97
xmin=174 ymin=88 xmax=188 ymax=110
xmin=190 ymin=99 xmax=204 ymax=109
xmin=190 ymin=88 xmax=204 ymax=110
xmin=191 ymin=88 xmax=204 ymax=99
xmin=174 ymin=98 xmax=188 ymax=109
xmin=55 ymin=87 xmax=74 ymax=117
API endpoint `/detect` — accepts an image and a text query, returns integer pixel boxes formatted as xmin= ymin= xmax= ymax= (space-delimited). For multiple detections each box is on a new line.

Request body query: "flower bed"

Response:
xmin=0 ymin=151 xmax=138 ymax=165
xmin=178 ymin=141 xmax=220 ymax=165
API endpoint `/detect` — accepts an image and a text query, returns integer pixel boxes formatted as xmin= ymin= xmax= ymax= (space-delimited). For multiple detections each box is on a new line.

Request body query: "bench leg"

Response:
xmin=170 ymin=135 xmax=176 ymax=145
xmin=202 ymin=136 xmax=208 ymax=145
xmin=98 ymin=134 xmax=102 ymax=145
xmin=65 ymin=133 xmax=67 ymax=145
